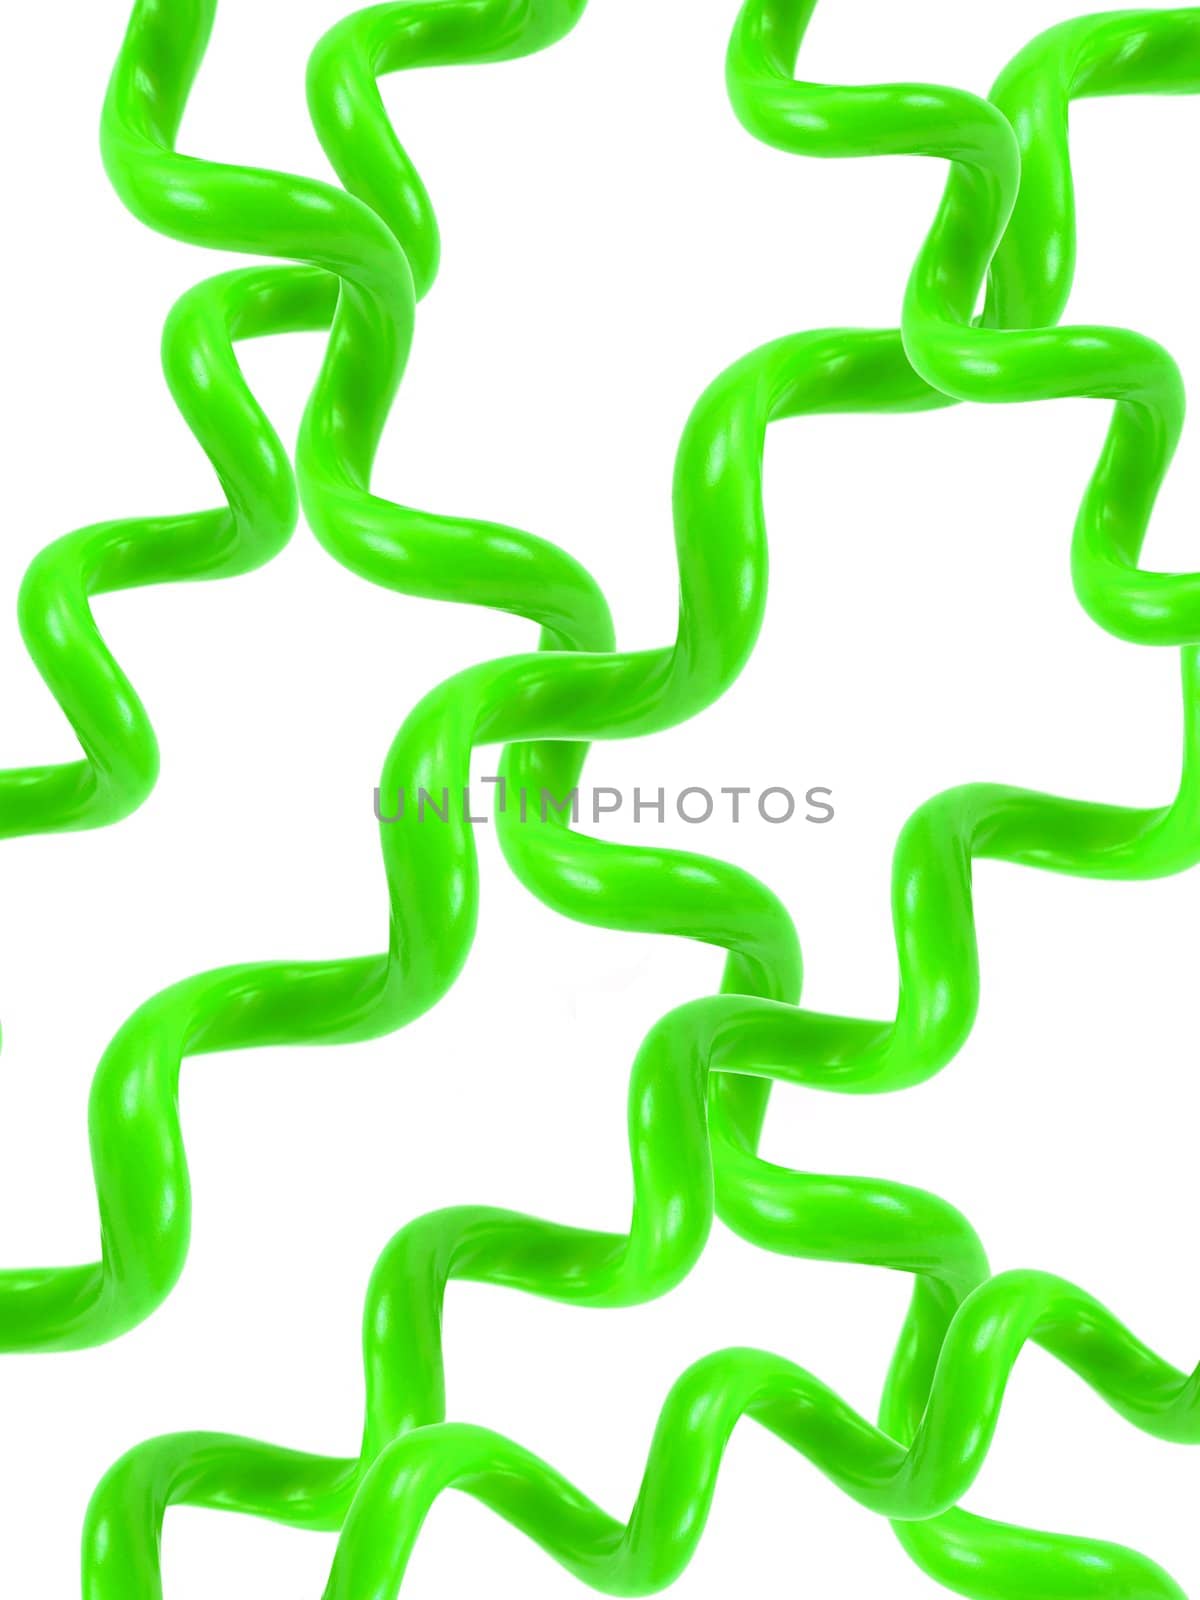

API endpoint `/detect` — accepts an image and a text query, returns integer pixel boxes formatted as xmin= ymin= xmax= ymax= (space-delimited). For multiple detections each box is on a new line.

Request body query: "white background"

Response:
xmin=1 ymin=0 xmax=1198 ymax=1593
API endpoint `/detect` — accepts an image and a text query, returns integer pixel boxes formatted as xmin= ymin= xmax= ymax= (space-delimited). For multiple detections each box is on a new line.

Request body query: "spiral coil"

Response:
xmin=3 ymin=1 xmax=1199 ymax=1596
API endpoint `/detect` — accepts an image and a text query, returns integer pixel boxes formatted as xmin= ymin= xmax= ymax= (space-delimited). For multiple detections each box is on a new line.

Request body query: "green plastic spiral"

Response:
xmin=4 ymin=1 xmax=1199 ymax=1596
xmin=1 ymin=263 xmax=331 ymax=839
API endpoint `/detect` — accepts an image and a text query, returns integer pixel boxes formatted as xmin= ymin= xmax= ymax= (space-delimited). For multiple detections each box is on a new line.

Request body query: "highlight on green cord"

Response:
xmin=2 ymin=2 xmax=1198 ymax=1598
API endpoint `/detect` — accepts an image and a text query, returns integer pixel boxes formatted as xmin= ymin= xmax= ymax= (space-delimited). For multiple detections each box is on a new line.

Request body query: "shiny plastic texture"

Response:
xmin=1 ymin=1 xmax=1197 ymax=1597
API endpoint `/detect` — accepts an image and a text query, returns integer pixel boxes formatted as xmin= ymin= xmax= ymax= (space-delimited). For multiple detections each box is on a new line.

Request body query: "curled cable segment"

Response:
xmin=37 ymin=2 xmax=1198 ymax=1599
xmin=727 ymin=6 xmax=1200 ymax=1593
xmin=86 ymin=1269 xmax=1200 ymax=1598
xmin=2 ymin=263 xmax=329 ymax=839
xmin=0 ymin=0 xmax=606 ymax=1354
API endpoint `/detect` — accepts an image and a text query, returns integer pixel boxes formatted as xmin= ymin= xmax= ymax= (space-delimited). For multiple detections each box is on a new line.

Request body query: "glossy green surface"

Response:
xmin=1 ymin=0 xmax=1196 ymax=1595
xmin=2 ymin=264 xmax=329 ymax=840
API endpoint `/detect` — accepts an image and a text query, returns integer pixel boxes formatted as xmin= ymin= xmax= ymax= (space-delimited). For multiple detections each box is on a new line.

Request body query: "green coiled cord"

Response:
xmin=0 ymin=268 xmax=325 ymax=840
xmin=1 ymin=1 xmax=1197 ymax=1595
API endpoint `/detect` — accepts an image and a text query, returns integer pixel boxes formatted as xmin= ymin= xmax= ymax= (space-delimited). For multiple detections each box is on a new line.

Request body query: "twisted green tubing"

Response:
xmin=726 ymin=8 xmax=1200 ymax=1594
xmin=5 ymin=0 xmax=821 ymax=1353
xmin=0 ymin=263 xmax=332 ymax=839
xmin=0 ymin=0 xmax=1000 ymax=1346
xmin=85 ymin=1262 xmax=1200 ymax=1596
xmin=44 ymin=3 xmax=1198 ymax=1598
xmin=1 ymin=0 xmax=612 ymax=1353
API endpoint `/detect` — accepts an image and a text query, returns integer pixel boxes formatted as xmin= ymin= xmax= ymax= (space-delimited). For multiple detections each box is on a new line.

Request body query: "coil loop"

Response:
xmin=4 ymin=2 xmax=1199 ymax=1596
